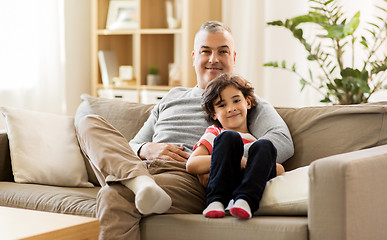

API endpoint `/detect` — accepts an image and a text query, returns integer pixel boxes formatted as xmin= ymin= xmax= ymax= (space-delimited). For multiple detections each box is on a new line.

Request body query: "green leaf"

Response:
xmin=300 ymin=79 xmax=307 ymax=91
xmin=375 ymin=5 xmax=387 ymax=13
xmin=281 ymin=60 xmax=286 ymax=68
xmin=292 ymin=63 xmax=297 ymax=72
xmin=267 ymin=20 xmax=284 ymax=26
xmin=305 ymin=43 xmax=312 ymax=52
xmin=263 ymin=61 xmax=279 ymax=67
xmin=320 ymin=97 xmax=332 ymax=103
xmin=370 ymin=59 xmax=387 ymax=75
xmin=293 ymin=28 xmax=304 ymax=40
xmin=326 ymin=25 xmax=345 ymax=39
xmin=343 ymin=11 xmax=360 ymax=35
xmin=360 ymin=36 xmax=368 ymax=48
xmin=329 ymin=65 xmax=337 ymax=74
xmin=307 ymin=55 xmax=317 ymax=61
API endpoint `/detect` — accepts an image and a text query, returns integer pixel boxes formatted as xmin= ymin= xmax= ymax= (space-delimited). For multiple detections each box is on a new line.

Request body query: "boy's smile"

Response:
xmin=211 ymin=85 xmax=251 ymax=133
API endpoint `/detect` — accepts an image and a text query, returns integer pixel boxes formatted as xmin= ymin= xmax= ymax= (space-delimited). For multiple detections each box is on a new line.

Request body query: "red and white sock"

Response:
xmin=230 ymin=199 xmax=252 ymax=219
xmin=203 ymin=201 xmax=225 ymax=218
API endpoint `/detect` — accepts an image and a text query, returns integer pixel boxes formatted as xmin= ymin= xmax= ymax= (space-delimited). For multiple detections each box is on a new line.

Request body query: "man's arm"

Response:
xmin=129 ymin=102 xmax=189 ymax=162
xmin=129 ymin=105 xmax=158 ymax=155
xmin=247 ymin=96 xmax=294 ymax=164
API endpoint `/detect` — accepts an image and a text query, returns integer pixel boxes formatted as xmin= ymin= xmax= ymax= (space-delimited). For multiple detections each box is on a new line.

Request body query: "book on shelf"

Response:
xmin=98 ymin=50 xmax=119 ymax=86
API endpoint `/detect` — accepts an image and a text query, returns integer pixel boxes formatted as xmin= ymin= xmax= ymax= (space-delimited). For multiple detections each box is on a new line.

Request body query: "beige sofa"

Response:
xmin=1 ymin=95 xmax=387 ymax=240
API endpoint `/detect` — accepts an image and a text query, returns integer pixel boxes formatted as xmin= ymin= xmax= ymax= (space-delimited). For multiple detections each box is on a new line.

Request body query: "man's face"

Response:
xmin=192 ymin=30 xmax=236 ymax=89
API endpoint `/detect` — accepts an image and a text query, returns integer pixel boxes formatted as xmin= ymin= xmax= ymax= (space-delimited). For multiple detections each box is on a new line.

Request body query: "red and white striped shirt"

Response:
xmin=193 ymin=125 xmax=257 ymax=154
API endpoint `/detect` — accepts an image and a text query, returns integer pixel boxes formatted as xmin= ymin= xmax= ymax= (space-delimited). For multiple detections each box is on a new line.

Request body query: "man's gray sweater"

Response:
xmin=129 ymin=86 xmax=294 ymax=164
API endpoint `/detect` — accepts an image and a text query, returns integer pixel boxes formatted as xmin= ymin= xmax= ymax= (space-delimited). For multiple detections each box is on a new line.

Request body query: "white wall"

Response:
xmin=222 ymin=0 xmax=265 ymax=97
xmin=63 ymin=0 xmax=91 ymax=115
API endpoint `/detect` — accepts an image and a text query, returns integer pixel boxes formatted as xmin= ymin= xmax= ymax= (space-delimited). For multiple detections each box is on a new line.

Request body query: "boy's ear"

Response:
xmin=211 ymin=113 xmax=217 ymax=120
xmin=246 ymin=97 xmax=252 ymax=110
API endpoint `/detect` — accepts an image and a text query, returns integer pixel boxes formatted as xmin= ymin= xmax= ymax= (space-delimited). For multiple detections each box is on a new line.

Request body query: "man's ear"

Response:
xmin=192 ymin=50 xmax=195 ymax=66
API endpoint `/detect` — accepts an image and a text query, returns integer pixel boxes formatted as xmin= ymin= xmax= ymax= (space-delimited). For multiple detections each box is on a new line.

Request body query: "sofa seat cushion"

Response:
xmin=0 ymin=182 xmax=99 ymax=217
xmin=140 ymin=214 xmax=308 ymax=240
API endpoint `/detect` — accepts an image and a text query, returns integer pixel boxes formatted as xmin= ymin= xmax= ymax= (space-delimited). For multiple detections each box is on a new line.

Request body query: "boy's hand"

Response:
xmin=139 ymin=142 xmax=190 ymax=162
xmin=241 ymin=157 xmax=248 ymax=170
xmin=197 ymin=173 xmax=209 ymax=187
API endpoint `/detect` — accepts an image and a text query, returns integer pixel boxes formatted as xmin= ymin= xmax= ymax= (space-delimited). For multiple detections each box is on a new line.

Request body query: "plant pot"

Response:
xmin=147 ymin=74 xmax=161 ymax=86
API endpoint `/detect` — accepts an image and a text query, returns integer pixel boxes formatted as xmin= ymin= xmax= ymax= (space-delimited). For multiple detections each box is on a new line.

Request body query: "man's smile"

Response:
xmin=205 ymin=66 xmax=222 ymax=71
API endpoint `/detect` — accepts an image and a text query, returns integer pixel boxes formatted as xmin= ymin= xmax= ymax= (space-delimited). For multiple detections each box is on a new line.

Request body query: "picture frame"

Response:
xmin=106 ymin=0 xmax=139 ymax=30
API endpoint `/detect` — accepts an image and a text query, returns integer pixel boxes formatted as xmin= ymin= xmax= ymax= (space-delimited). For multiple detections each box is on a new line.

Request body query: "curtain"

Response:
xmin=0 ymin=0 xmax=66 ymax=129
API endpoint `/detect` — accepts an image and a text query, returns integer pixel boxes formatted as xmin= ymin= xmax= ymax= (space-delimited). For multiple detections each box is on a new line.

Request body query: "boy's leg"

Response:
xmin=232 ymin=139 xmax=277 ymax=213
xmin=206 ymin=131 xmax=244 ymax=207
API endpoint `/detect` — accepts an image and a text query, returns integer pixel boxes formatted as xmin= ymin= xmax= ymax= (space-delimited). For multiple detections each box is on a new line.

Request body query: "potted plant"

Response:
xmin=147 ymin=65 xmax=161 ymax=86
xmin=264 ymin=0 xmax=387 ymax=104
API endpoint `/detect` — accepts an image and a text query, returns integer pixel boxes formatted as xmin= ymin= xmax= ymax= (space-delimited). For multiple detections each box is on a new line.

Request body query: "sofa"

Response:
xmin=1 ymin=94 xmax=387 ymax=240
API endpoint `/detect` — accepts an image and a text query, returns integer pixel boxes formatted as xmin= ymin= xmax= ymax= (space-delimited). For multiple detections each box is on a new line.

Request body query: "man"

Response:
xmin=76 ymin=21 xmax=294 ymax=240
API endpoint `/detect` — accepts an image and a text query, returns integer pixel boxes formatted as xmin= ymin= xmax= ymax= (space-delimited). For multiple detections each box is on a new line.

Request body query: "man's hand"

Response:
xmin=139 ymin=142 xmax=190 ymax=162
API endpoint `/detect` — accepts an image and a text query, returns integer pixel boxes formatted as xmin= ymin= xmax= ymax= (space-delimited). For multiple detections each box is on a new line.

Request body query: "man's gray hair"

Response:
xmin=197 ymin=21 xmax=232 ymax=34
xmin=193 ymin=21 xmax=233 ymax=51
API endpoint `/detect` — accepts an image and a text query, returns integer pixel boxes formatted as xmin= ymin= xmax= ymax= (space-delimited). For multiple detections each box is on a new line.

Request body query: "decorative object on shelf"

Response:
xmin=98 ymin=50 xmax=119 ymax=86
xmin=113 ymin=65 xmax=135 ymax=87
xmin=106 ymin=0 xmax=139 ymax=30
xmin=147 ymin=65 xmax=161 ymax=86
xmin=168 ymin=63 xmax=182 ymax=86
xmin=119 ymin=65 xmax=134 ymax=80
xmin=264 ymin=0 xmax=387 ymax=105
xmin=165 ymin=0 xmax=181 ymax=29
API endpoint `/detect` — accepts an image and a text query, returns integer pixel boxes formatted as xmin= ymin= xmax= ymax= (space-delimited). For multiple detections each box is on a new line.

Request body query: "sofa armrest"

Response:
xmin=0 ymin=132 xmax=13 ymax=181
xmin=308 ymin=145 xmax=387 ymax=240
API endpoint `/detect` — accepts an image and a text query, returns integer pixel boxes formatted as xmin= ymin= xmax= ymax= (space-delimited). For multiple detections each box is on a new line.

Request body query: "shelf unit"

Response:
xmin=91 ymin=0 xmax=222 ymax=103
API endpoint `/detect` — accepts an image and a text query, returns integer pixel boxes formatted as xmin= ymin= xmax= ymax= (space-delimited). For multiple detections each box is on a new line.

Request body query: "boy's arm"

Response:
xmin=186 ymin=145 xmax=211 ymax=174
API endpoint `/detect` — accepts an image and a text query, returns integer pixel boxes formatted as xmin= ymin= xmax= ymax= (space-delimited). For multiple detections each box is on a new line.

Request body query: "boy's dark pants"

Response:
xmin=206 ymin=131 xmax=277 ymax=213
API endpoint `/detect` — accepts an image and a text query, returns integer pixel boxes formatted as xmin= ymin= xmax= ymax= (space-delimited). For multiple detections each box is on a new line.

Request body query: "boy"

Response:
xmin=186 ymin=73 xmax=285 ymax=219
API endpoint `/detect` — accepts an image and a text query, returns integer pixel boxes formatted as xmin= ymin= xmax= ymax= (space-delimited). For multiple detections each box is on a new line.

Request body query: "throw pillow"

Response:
xmin=255 ymin=166 xmax=309 ymax=215
xmin=0 ymin=106 xmax=93 ymax=187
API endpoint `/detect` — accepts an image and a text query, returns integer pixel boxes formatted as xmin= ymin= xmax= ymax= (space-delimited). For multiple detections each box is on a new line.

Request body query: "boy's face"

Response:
xmin=192 ymin=30 xmax=236 ymax=89
xmin=211 ymin=85 xmax=251 ymax=133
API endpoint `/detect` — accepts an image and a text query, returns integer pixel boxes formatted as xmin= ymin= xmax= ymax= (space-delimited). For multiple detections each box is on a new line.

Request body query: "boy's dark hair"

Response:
xmin=202 ymin=73 xmax=258 ymax=127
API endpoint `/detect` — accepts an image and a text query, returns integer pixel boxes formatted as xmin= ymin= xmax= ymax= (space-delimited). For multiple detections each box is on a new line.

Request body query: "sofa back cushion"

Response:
xmin=276 ymin=103 xmax=387 ymax=170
